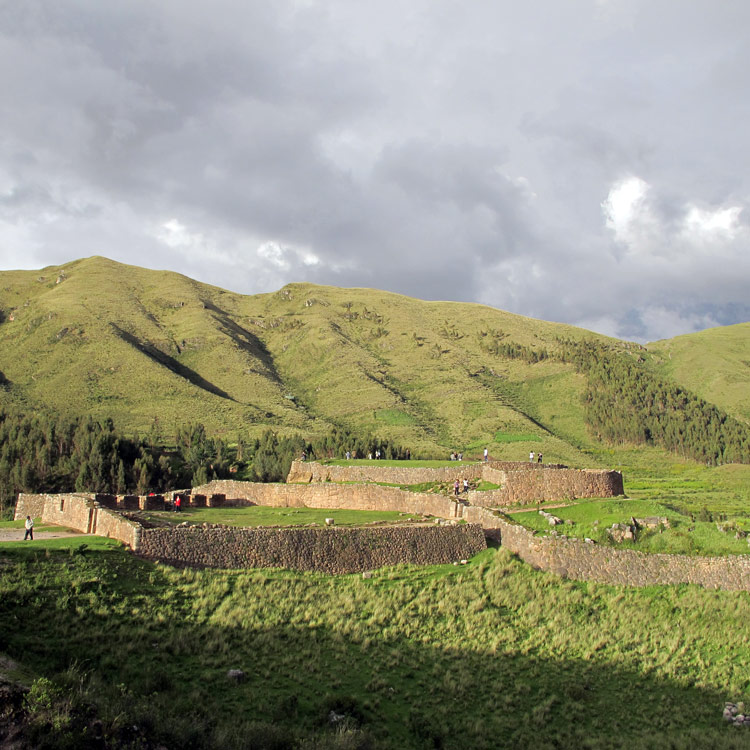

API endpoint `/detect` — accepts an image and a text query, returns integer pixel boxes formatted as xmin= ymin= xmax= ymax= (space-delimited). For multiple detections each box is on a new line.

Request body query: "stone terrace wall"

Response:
xmin=16 ymin=487 xmax=750 ymax=591
xmin=286 ymin=461 xmax=622 ymax=506
xmin=467 ymin=469 xmax=624 ymax=507
xmin=190 ymin=479 xmax=459 ymax=517
xmin=286 ymin=460 xmax=486 ymax=484
xmin=462 ymin=506 xmax=750 ymax=592
xmin=138 ymin=524 xmax=487 ymax=574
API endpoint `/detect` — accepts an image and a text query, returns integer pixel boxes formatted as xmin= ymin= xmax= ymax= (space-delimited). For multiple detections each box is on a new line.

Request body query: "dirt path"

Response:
xmin=0 ymin=529 xmax=85 ymax=543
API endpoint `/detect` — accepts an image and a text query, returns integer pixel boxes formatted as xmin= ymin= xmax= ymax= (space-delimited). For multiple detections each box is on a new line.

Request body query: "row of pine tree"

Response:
xmin=0 ymin=410 xmax=404 ymax=517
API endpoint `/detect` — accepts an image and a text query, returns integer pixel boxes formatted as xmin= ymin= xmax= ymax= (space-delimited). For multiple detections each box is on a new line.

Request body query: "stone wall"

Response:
xmin=15 ymin=492 xmax=141 ymax=549
xmin=38 ymin=493 xmax=98 ymax=533
xmin=190 ymin=479 xmax=460 ymax=517
xmin=14 ymin=493 xmax=48 ymax=520
xmin=285 ymin=461 xmax=622 ymax=506
xmin=286 ymin=460 xmax=485 ymax=484
xmin=286 ymin=459 xmax=568 ymax=485
xmin=137 ymin=523 xmax=487 ymax=574
xmin=467 ymin=469 xmax=624 ymax=507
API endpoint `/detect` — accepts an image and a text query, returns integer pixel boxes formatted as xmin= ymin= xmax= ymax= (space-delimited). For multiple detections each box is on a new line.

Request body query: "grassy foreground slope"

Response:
xmin=0 ymin=257 xmax=610 ymax=461
xmin=3 ymin=542 xmax=750 ymax=749
xmin=649 ymin=322 xmax=750 ymax=425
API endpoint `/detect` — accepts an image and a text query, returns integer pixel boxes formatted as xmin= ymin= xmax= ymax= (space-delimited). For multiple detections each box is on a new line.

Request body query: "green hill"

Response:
xmin=1 ymin=256 xmax=748 ymax=468
xmin=648 ymin=322 xmax=750 ymax=424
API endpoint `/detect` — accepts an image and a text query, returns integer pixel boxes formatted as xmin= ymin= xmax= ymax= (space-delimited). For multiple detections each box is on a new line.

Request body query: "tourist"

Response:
xmin=538 ymin=453 xmax=543 ymax=464
xmin=458 ymin=452 xmax=463 ymax=461
xmin=346 ymin=450 xmax=351 ymax=460
xmin=24 ymin=516 xmax=33 ymax=541
xmin=463 ymin=479 xmax=469 ymax=493
xmin=174 ymin=495 xmax=182 ymax=513
xmin=454 ymin=480 xmax=460 ymax=496
xmin=529 ymin=451 xmax=535 ymax=463
xmin=483 ymin=448 xmax=488 ymax=463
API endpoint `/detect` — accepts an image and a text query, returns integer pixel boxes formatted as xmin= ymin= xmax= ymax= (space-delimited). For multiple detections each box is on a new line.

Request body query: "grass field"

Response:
xmin=2 ymin=541 xmax=750 ymax=749
xmin=141 ymin=506 xmax=423 ymax=527
xmin=509 ymin=460 xmax=750 ymax=555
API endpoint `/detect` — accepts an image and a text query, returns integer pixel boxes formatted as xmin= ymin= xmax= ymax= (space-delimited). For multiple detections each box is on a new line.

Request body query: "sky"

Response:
xmin=1 ymin=0 xmax=749 ymax=343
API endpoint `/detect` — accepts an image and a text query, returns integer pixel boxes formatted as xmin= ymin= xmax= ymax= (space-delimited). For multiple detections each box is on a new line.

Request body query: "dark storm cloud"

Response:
xmin=0 ymin=0 xmax=748 ymax=342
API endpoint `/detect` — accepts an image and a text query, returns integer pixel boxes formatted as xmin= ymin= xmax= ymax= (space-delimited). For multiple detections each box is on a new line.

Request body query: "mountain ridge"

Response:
xmin=1 ymin=256 xmax=748 ymax=466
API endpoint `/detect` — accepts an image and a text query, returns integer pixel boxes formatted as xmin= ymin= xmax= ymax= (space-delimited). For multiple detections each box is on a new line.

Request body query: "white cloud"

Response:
xmin=683 ymin=205 xmax=742 ymax=239
xmin=602 ymin=176 xmax=650 ymax=242
xmin=257 ymin=241 xmax=291 ymax=271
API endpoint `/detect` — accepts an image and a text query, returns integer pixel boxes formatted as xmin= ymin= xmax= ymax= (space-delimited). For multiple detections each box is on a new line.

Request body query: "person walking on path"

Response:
xmin=484 ymin=448 xmax=488 ymax=463
xmin=538 ymin=453 xmax=543 ymax=464
xmin=454 ymin=480 xmax=460 ymax=497
xmin=529 ymin=451 xmax=535 ymax=463
xmin=463 ymin=478 xmax=469 ymax=493
xmin=24 ymin=516 xmax=33 ymax=541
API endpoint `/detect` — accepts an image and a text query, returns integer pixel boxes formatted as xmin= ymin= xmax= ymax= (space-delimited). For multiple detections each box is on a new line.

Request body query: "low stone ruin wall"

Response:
xmin=13 ymin=492 xmax=48 ymax=521
xmin=137 ymin=523 xmax=487 ymax=574
xmin=20 ymin=475 xmax=750 ymax=591
xmin=15 ymin=492 xmax=141 ymax=549
xmin=190 ymin=479 xmax=459 ymax=517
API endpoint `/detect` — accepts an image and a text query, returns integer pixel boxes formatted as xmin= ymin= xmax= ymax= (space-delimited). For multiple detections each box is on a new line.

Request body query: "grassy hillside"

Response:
xmin=649 ymin=322 xmax=750 ymax=424
xmin=0 ymin=257 xmax=610 ymax=463
xmin=2 ymin=257 xmax=748 ymax=470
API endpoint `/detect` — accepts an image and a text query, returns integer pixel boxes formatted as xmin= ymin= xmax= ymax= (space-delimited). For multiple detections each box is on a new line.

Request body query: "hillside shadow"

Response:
xmin=110 ymin=324 xmax=235 ymax=401
xmin=202 ymin=302 xmax=282 ymax=384
xmin=0 ymin=550 xmax=743 ymax=750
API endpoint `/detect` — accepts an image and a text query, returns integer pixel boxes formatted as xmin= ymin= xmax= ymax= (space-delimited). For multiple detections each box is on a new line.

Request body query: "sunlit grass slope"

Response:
xmin=649 ymin=322 xmax=750 ymax=424
xmin=0 ymin=257 xmax=320 ymax=436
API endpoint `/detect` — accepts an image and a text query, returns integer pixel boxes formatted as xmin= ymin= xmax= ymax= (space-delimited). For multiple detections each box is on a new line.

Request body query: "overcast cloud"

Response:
xmin=1 ymin=0 xmax=748 ymax=342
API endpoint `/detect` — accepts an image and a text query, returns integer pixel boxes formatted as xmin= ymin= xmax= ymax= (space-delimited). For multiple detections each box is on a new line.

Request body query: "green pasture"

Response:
xmin=509 ymin=460 xmax=750 ymax=555
xmin=2 ymin=544 xmax=750 ymax=748
xmin=494 ymin=430 xmax=539 ymax=443
xmin=0 ymin=535 xmax=122 ymax=555
xmin=141 ymin=505 xmax=422 ymax=527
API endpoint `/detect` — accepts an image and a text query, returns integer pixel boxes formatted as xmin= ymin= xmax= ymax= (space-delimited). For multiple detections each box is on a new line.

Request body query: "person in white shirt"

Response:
xmin=24 ymin=516 xmax=34 ymax=541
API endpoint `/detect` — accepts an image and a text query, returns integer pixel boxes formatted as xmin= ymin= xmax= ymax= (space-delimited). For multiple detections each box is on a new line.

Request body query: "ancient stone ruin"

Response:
xmin=17 ymin=459 xmax=750 ymax=592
